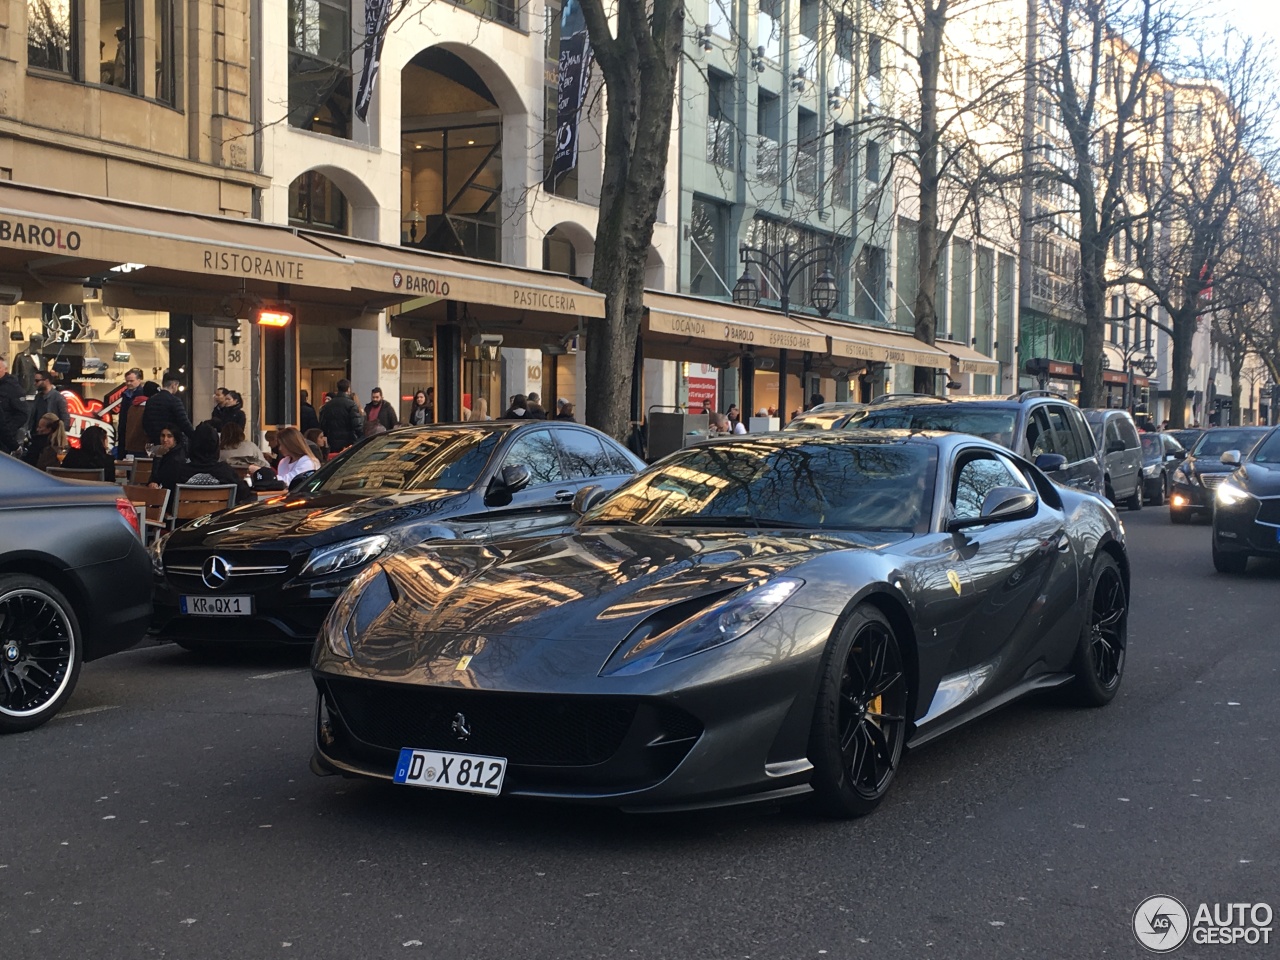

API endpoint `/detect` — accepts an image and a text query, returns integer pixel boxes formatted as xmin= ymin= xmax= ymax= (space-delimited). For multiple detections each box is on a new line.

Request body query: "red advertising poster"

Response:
xmin=687 ymin=371 xmax=718 ymax=413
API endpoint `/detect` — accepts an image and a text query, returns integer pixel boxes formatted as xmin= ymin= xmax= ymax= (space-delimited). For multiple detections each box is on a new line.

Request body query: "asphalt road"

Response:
xmin=3 ymin=508 xmax=1277 ymax=960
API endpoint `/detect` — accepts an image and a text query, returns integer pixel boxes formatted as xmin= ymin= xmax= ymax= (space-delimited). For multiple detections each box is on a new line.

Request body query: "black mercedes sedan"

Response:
xmin=1211 ymin=427 xmax=1280 ymax=573
xmin=1 ymin=457 xmax=152 ymax=731
xmin=1170 ymin=427 xmax=1269 ymax=523
xmin=151 ymin=422 xmax=644 ymax=651
xmin=311 ymin=431 xmax=1129 ymax=818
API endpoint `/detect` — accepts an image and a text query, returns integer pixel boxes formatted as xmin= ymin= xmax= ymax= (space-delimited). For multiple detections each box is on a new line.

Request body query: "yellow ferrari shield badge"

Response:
xmin=947 ymin=570 xmax=963 ymax=596
xmin=455 ymin=655 xmax=473 ymax=671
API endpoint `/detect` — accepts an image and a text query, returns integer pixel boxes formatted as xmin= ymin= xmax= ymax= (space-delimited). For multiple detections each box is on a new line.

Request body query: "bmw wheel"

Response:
xmin=809 ymin=604 xmax=909 ymax=819
xmin=1065 ymin=554 xmax=1126 ymax=707
xmin=0 ymin=575 xmax=83 ymax=734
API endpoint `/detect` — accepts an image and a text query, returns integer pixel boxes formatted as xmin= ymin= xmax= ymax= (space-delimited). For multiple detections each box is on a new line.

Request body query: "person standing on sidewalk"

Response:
xmin=319 ymin=379 xmax=364 ymax=453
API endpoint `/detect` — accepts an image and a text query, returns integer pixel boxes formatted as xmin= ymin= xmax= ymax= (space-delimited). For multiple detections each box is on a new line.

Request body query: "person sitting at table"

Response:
xmin=303 ymin=428 xmax=327 ymax=462
xmin=171 ymin=421 xmax=254 ymax=504
xmin=23 ymin=412 xmax=66 ymax=472
xmin=60 ymin=425 xmax=114 ymax=481
xmin=274 ymin=426 xmax=320 ymax=487
xmin=149 ymin=424 xmax=188 ymax=492
xmin=218 ymin=420 xmax=269 ymax=469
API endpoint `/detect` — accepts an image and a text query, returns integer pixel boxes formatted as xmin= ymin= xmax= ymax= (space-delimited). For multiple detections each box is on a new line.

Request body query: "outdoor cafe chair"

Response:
xmin=48 ymin=466 xmax=113 ymax=483
xmin=123 ymin=484 xmax=171 ymax=543
xmin=169 ymin=484 xmax=237 ymax=530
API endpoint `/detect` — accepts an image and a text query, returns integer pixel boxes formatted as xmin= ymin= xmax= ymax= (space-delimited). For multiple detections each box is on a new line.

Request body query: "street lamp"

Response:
xmin=1121 ymin=339 xmax=1157 ymax=412
xmin=732 ymin=240 xmax=841 ymax=420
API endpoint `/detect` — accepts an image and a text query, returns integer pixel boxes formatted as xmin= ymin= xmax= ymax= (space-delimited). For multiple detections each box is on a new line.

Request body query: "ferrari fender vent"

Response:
xmin=323 ymin=679 xmax=638 ymax=766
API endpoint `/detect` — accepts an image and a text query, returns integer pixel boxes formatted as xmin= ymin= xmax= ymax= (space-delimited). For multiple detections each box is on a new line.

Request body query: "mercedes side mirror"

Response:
xmin=1220 ymin=450 xmax=1241 ymax=466
xmin=1034 ymin=453 xmax=1067 ymax=474
xmin=485 ymin=464 xmax=533 ymax=507
xmin=572 ymin=484 xmax=607 ymax=515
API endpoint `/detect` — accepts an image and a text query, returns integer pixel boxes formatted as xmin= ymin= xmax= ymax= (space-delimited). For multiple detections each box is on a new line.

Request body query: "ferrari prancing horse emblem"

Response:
xmin=947 ymin=570 xmax=963 ymax=596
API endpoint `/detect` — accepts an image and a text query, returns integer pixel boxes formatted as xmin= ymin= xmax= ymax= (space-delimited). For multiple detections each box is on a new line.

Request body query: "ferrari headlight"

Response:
xmin=322 ymin=563 xmax=394 ymax=659
xmin=1216 ymin=481 xmax=1254 ymax=507
xmin=301 ymin=535 xmax=389 ymax=579
xmin=600 ymin=577 xmax=803 ymax=677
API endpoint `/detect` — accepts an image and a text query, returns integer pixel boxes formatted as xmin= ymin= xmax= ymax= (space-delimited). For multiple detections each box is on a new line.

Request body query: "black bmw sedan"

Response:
xmin=1 ymin=457 xmax=152 ymax=731
xmin=1170 ymin=427 xmax=1269 ymax=523
xmin=151 ymin=422 xmax=644 ymax=651
xmin=311 ymin=431 xmax=1128 ymax=818
xmin=1211 ymin=427 xmax=1280 ymax=573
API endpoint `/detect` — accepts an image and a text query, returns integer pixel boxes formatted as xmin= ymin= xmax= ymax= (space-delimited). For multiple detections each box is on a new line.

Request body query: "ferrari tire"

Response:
xmin=1065 ymin=553 xmax=1127 ymax=708
xmin=0 ymin=574 xmax=83 ymax=734
xmin=808 ymin=604 xmax=909 ymax=819
xmin=1212 ymin=543 xmax=1249 ymax=575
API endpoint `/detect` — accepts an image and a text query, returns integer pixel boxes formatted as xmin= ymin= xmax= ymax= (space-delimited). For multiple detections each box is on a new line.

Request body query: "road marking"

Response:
xmin=249 ymin=668 xmax=307 ymax=681
xmin=55 ymin=705 xmax=120 ymax=720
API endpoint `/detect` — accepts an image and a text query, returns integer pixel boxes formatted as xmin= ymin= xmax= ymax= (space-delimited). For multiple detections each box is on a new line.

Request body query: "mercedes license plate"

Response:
xmin=180 ymin=595 xmax=252 ymax=616
xmin=393 ymin=747 xmax=507 ymax=796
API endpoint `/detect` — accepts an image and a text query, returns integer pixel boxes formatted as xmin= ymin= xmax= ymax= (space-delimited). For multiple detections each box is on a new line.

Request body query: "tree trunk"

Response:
xmin=580 ymin=3 xmax=682 ymax=442
xmin=1229 ymin=353 xmax=1244 ymax=426
xmin=912 ymin=2 xmax=945 ymax=395
xmin=1077 ymin=223 xmax=1108 ymax=409
xmin=1167 ymin=301 xmax=1197 ymax=429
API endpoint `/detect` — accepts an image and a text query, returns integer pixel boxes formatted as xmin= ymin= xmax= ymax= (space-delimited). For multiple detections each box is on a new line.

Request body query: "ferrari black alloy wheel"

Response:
xmin=1066 ymin=554 xmax=1127 ymax=707
xmin=810 ymin=604 xmax=909 ymax=818
xmin=0 ymin=574 xmax=83 ymax=733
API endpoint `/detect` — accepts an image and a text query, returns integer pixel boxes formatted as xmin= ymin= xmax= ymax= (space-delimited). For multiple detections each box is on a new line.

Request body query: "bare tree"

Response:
xmin=577 ymin=2 xmax=684 ymax=440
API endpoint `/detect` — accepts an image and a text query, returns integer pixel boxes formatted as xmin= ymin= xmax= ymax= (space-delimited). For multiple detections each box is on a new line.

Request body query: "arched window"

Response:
xmin=288 ymin=171 xmax=347 ymax=233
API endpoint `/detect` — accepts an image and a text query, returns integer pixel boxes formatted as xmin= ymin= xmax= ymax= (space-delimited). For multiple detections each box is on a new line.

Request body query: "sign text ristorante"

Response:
xmin=203 ymin=250 xmax=308 ymax=280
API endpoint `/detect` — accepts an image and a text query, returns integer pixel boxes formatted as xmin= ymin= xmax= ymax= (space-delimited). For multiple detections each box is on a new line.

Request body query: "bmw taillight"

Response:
xmin=115 ymin=497 xmax=141 ymax=536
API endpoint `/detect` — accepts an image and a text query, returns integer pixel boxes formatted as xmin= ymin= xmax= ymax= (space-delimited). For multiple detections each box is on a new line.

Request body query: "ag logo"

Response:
xmin=392 ymin=270 xmax=403 ymax=289
xmin=1133 ymin=895 xmax=1190 ymax=953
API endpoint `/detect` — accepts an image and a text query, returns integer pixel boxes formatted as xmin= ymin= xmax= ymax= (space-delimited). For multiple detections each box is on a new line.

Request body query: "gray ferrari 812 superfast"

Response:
xmin=310 ymin=431 xmax=1129 ymax=818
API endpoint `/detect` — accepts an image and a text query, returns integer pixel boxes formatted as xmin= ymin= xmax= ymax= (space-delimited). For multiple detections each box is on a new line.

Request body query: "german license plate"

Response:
xmin=393 ymin=747 xmax=507 ymax=796
xmin=179 ymin=595 xmax=252 ymax=616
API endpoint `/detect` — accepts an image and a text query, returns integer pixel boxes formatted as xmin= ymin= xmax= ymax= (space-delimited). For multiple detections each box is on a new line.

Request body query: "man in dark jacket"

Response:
xmin=28 ymin=370 xmax=70 ymax=432
xmin=143 ymin=371 xmax=195 ymax=445
xmin=318 ymin=378 xmax=364 ymax=452
xmin=111 ymin=367 xmax=144 ymax=454
xmin=299 ymin=390 xmax=320 ymax=433
xmin=0 ymin=355 xmax=30 ymax=454
xmin=364 ymin=387 xmax=399 ymax=434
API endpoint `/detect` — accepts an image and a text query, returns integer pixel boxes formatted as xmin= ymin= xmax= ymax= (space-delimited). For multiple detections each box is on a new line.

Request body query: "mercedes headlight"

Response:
xmin=150 ymin=532 xmax=168 ymax=576
xmin=323 ymin=563 xmax=395 ymax=659
xmin=301 ymin=535 xmax=389 ymax=580
xmin=1216 ymin=481 xmax=1254 ymax=507
xmin=1143 ymin=464 xmax=1161 ymax=478
xmin=600 ymin=578 xmax=803 ymax=677
xmin=1174 ymin=466 xmax=1191 ymax=483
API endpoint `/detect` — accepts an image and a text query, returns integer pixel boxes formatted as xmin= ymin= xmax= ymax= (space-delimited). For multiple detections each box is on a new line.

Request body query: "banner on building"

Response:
xmin=547 ymin=0 xmax=593 ymax=186
xmin=354 ymin=0 xmax=394 ymax=123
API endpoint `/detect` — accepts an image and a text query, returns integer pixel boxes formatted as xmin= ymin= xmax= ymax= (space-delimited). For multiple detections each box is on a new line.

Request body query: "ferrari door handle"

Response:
xmin=554 ymin=489 xmax=575 ymax=502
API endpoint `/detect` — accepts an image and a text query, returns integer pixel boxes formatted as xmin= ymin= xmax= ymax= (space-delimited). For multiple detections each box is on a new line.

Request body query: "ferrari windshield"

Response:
xmin=582 ymin=439 xmax=937 ymax=532
xmin=847 ymin=407 xmax=1018 ymax=449
xmin=1191 ymin=429 xmax=1267 ymax=460
xmin=296 ymin=429 xmax=501 ymax=495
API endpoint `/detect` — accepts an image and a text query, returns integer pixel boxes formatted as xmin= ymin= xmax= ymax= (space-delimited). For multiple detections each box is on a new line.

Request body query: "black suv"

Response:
xmin=845 ymin=392 xmax=1105 ymax=494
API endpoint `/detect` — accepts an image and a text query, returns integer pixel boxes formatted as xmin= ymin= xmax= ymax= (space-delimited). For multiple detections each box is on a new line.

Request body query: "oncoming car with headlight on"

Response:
xmin=1211 ymin=426 xmax=1280 ymax=574
xmin=311 ymin=431 xmax=1129 ymax=818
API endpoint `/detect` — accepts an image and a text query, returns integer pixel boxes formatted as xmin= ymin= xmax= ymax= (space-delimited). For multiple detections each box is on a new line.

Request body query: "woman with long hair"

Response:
xmin=218 ymin=420 xmax=268 ymax=468
xmin=61 ymin=424 xmax=114 ymax=481
xmin=149 ymin=423 xmax=188 ymax=491
xmin=472 ymin=397 xmax=491 ymax=421
xmin=274 ymin=426 xmax=320 ymax=486
xmin=23 ymin=412 xmax=67 ymax=471
xmin=408 ymin=389 xmax=432 ymax=426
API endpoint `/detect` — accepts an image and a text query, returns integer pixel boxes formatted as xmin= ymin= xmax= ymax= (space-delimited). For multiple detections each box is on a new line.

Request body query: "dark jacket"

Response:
xmin=28 ymin=387 xmax=70 ymax=432
xmin=61 ymin=444 xmax=114 ymax=482
xmin=143 ymin=389 xmax=194 ymax=444
xmin=364 ymin=399 xmax=398 ymax=434
xmin=554 ymin=412 xmax=578 ymax=422
xmin=113 ymin=387 xmax=139 ymax=451
xmin=174 ymin=457 xmax=254 ymax=505
xmin=525 ymin=402 xmax=548 ymax=420
xmin=319 ymin=393 xmax=364 ymax=451
xmin=124 ymin=395 xmax=151 ymax=455
xmin=211 ymin=403 xmax=246 ymax=430
xmin=300 ymin=401 xmax=320 ymax=434
xmin=0 ymin=371 xmax=28 ymax=453
xmin=21 ymin=430 xmax=58 ymax=471
xmin=152 ymin=444 xmax=188 ymax=492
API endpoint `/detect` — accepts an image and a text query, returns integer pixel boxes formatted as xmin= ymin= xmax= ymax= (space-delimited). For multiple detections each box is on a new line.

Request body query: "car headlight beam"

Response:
xmin=1216 ymin=481 xmax=1254 ymax=507
xmin=301 ymin=535 xmax=389 ymax=580
xmin=600 ymin=577 xmax=803 ymax=677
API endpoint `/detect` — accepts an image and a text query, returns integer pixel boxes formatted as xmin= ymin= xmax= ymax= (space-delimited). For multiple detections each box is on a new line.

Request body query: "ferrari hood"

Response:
xmin=344 ymin=528 xmax=895 ymax=681
xmin=172 ymin=490 xmax=463 ymax=550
